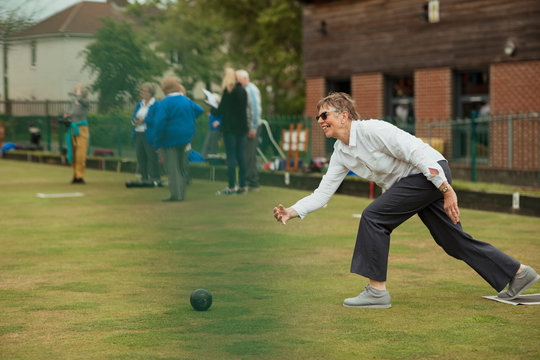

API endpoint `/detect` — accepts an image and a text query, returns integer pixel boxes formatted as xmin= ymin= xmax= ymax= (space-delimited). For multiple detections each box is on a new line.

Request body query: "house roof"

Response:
xmin=12 ymin=1 xmax=128 ymax=39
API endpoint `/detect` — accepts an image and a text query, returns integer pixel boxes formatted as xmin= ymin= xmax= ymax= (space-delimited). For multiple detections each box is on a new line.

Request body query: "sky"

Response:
xmin=1 ymin=0 xmax=107 ymax=21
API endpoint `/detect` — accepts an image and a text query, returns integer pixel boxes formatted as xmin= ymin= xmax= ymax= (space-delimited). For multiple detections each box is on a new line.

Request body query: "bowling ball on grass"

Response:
xmin=190 ymin=289 xmax=212 ymax=311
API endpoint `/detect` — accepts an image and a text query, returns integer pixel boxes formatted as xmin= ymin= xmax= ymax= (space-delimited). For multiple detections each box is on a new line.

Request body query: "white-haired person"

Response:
xmin=236 ymin=69 xmax=262 ymax=192
xmin=131 ymin=82 xmax=161 ymax=186
xmin=64 ymin=83 xmax=90 ymax=184
xmin=273 ymin=92 xmax=538 ymax=309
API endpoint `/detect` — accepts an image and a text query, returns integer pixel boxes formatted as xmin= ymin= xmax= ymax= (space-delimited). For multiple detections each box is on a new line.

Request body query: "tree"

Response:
xmin=202 ymin=0 xmax=305 ymax=114
xmin=129 ymin=0 xmax=227 ymax=94
xmin=130 ymin=0 xmax=304 ymax=114
xmin=157 ymin=1 xmax=227 ymax=93
xmin=0 ymin=7 xmax=34 ymax=108
xmin=83 ymin=18 xmax=167 ymax=113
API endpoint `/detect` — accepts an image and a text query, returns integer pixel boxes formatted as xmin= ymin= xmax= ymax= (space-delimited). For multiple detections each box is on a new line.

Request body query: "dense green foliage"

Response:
xmin=213 ymin=0 xmax=305 ymax=114
xmin=128 ymin=0 xmax=304 ymax=114
xmin=83 ymin=18 xmax=167 ymax=113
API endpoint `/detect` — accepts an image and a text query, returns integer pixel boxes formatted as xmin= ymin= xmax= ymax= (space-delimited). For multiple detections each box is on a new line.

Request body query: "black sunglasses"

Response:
xmin=316 ymin=109 xmax=340 ymax=121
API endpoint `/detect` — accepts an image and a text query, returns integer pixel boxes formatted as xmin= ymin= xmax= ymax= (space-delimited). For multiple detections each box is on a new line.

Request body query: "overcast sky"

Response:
xmin=2 ymin=0 xmax=107 ymax=21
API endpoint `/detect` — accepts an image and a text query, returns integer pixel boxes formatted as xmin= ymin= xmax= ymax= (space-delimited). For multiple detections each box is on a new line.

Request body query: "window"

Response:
xmin=454 ymin=70 xmax=489 ymax=119
xmin=31 ymin=40 xmax=37 ymax=67
xmin=385 ymin=74 xmax=414 ymax=134
xmin=326 ymin=78 xmax=350 ymax=94
xmin=324 ymin=78 xmax=351 ymax=155
xmin=453 ymin=69 xmax=490 ymax=162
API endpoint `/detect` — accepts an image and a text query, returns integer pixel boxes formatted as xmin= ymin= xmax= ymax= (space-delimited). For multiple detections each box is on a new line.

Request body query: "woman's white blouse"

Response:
xmin=134 ymin=98 xmax=155 ymax=132
xmin=291 ymin=120 xmax=447 ymax=219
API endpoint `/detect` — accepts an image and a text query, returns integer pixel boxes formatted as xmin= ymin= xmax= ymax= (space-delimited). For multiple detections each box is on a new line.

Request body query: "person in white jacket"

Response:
xmin=273 ymin=92 xmax=538 ymax=309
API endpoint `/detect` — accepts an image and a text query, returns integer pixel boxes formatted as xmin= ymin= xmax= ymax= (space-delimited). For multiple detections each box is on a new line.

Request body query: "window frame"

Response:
xmin=30 ymin=40 xmax=37 ymax=67
xmin=384 ymin=74 xmax=415 ymax=135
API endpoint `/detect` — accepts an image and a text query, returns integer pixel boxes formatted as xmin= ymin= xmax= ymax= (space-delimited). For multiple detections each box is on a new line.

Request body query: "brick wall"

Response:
xmin=414 ymin=68 xmax=452 ymax=133
xmin=305 ymin=63 xmax=539 ymax=172
xmin=351 ymin=73 xmax=383 ymax=120
xmin=490 ymin=61 xmax=540 ymax=169
xmin=305 ymin=77 xmax=326 ymax=157
xmin=414 ymin=68 xmax=453 ymax=157
xmin=491 ymin=61 xmax=540 ymax=113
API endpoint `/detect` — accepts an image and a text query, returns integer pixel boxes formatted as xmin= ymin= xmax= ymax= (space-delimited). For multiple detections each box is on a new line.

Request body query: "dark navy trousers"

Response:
xmin=350 ymin=160 xmax=520 ymax=291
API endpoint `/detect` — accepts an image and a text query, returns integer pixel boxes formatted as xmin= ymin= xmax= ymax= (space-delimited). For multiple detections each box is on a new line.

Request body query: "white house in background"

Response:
xmin=1 ymin=0 xmax=129 ymax=102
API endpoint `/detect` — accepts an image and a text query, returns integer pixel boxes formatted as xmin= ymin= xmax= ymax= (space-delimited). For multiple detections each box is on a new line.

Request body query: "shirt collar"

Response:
xmin=142 ymin=97 xmax=155 ymax=107
xmin=348 ymin=120 xmax=360 ymax=147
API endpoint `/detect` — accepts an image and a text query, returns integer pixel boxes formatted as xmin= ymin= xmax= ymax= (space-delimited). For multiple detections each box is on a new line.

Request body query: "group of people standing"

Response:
xmin=64 ymin=68 xmax=262 ymax=202
xmin=64 ymin=77 xmax=203 ymax=202
xmin=129 ymin=68 xmax=262 ymax=200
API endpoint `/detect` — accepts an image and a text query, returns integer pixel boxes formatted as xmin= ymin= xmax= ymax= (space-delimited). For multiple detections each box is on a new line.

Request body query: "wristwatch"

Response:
xmin=441 ymin=185 xmax=450 ymax=194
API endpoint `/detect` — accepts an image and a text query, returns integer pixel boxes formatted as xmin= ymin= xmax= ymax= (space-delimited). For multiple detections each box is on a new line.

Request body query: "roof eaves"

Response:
xmin=8 ymin=33 xmax=95 ymax=42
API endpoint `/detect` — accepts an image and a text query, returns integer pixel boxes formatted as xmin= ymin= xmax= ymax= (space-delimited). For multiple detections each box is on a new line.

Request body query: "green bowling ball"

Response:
xmin=190 ymin=289 xmax=212 ymax=311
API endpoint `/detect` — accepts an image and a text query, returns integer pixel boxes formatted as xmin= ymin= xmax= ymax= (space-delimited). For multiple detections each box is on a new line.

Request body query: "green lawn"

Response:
xmin=1 ymin=160 xmax=539 ymax=359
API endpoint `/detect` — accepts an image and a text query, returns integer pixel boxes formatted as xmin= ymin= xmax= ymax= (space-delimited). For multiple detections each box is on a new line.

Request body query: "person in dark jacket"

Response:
xmin=153 ymin=77 xmax=203 ymax=201
xmin=212 ymin=68 xmax=248 ymax=195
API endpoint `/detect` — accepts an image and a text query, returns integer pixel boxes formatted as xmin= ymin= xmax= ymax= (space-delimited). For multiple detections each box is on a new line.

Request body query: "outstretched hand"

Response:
xmin=273 ymin=204 xmax=298 ymax=225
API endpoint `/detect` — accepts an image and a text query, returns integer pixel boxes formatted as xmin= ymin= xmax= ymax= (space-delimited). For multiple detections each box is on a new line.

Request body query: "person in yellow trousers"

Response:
xmin=64 ymin=83 xmax=90 ymax=184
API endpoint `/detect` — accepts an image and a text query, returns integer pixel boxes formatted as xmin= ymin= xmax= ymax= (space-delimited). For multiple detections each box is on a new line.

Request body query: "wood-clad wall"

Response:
xmin=302 ymin=0 xmax=540 ymax=77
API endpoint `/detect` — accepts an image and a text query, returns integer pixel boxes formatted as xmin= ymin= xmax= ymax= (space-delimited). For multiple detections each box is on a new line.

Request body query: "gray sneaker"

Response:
xmin=498 ymin=265 xmax=540 ymax=300
xmin=343 ymin=285 xmax=391 ymax=308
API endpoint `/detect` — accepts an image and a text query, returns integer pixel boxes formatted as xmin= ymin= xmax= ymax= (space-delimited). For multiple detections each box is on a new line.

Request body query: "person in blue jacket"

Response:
xmin=130 ymin=82 xmax=161 ymax=186
xmin=153 ymin=77 xmax=203 ymax=201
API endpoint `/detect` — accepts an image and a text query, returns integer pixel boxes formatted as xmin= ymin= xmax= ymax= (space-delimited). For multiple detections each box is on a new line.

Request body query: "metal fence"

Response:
xmin=1 ymin=104 xmax=538 ymax=188
xmin=0 ymin=100 xmax=309 ymax=160
xmin=0 ymin=111 xmax=308 ymax=162
xmin=0 ymin=100 xmax=101 ymax=117
xmin=419 ymin=112 xmax=539 ymax=187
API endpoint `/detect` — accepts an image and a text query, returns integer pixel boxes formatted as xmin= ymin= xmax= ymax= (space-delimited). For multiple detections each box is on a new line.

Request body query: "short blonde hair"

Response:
xmin=161 ymin=77 xmax=183 ymax=95
xmin=317 ymin=92 xmax=360 ymax=120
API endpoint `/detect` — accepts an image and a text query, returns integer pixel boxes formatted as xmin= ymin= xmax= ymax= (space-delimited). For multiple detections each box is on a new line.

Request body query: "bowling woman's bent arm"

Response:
xmin=273 ymin=205 xmax=299 ymax=225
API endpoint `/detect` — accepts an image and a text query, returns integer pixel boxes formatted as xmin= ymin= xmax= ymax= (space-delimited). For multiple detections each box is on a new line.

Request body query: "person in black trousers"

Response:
xmin=273 ymin=92 xmax=539 ymax=308
xmin=212 ymin=67 xmax=248 ymax=195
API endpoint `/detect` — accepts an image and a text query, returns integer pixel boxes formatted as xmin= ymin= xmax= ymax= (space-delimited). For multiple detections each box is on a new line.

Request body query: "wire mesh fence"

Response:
xmin=420 ymin=112 xmax=539 ymax=187
xmin=0 ymin=103 xmax=538 ymax=188
xmin=0 ymin=111 xmax=308 ymax=162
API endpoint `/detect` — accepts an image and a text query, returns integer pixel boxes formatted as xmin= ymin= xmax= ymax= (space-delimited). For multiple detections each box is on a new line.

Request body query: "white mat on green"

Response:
xmin=37 ymin=192 xmax=84 ymax=198
xmin=483 ymin=294 xmax=540 ymax=305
